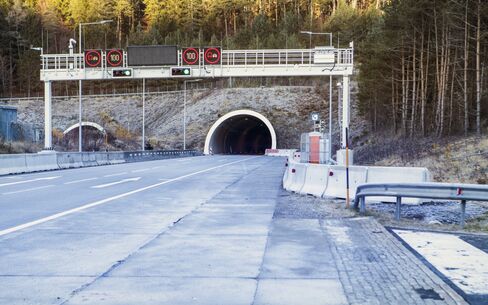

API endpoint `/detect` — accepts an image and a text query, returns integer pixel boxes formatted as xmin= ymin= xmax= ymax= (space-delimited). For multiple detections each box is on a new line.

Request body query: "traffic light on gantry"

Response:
xmin=112 ymin=69 xmax=132 ymax=78
xmin=171 ymin=67 xmax=191 ymax=77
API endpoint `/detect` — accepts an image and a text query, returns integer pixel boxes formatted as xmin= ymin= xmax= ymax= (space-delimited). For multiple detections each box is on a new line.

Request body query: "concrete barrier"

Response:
xmin=82 ymin=153 xmax=98 ymax=167
xmin=366 ymin=166 xmax=431 ymax=203
xmin=286 ymin=162 xmax=308 ymax=193
xmin=107 ymin=152 xmax=125 ymax=164
xmin=323 ymin=165 xmax=368 ymax=199
xmin=300 ymin=164 xmax=330 ymax=197
xmin=265 ymin=149 xmax=297 ymax=158
xmin=0 ymin=149 xmax=199 ymax=176
xmin=57 ymin=153 xmax=83 ymax=169
xmin=0 ymin=154 xmax=27 ymax=175
xmin=282 ymin=159 xmax=432 ymax=205
xmin=25 ymin=153 xmax=58 ymax=172
xmin=282 ymin=159 xmax=294 ymax=189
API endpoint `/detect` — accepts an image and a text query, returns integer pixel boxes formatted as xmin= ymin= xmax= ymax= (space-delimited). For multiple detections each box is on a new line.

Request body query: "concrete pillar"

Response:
xmin=43 ymin=81 xmax=53 ymax=150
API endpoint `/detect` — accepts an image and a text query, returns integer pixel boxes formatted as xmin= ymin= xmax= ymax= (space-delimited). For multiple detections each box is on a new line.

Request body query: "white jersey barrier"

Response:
xmin=265 ymin=149 xmax=297 ymax=158
xmin=0 ymin=154 xmax=28 ymax=175
xmin=324 ymin=165 xmax=368 ymax=198
xmin=0 ymin=150 xmax=197 ymax=176
xmin=282 ymin=160 xmax=294 ymax=189
xmin=300 ymin=164 xmax=330 ymax=197
xmin=283 ymin=159 xmax=431 ymax=203
xmin=365 ymin=166 xmax=431 ymax=204
xmin=286 ymin=163 xmax=308 ymax=193
xmin=25 ymin=153 xmax=58 ymax=172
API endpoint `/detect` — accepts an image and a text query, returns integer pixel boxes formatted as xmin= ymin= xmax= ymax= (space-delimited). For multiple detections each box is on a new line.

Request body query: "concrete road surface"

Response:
xmin=0 ymin=155 xmax=468 ymax=304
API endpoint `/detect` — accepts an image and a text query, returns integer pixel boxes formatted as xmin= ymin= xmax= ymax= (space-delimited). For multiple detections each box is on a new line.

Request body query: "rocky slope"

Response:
xmin=3 ymin=85 xmax=364 ymax=152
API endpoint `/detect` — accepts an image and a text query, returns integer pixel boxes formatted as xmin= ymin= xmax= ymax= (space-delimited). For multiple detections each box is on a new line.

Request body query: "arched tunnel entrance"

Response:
xmin=204 ymin=110 xmax=277 ymax=155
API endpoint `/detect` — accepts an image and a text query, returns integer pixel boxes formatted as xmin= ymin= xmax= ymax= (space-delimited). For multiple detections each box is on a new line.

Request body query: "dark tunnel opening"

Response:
xmin=209 ymin=115 xmax=272 ymax=155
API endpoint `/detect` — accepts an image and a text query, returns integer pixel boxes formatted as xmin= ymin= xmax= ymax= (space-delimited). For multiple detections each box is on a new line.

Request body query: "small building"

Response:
xmin=0 ymin=105 xmax=17 ymax=142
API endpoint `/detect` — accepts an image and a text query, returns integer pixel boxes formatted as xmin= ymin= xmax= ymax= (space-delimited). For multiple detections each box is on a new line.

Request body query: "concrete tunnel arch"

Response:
xmin=63 ymin=122 xmax=106 ymax=135
xmin=204 ymin=110 xmax=277 ymax=155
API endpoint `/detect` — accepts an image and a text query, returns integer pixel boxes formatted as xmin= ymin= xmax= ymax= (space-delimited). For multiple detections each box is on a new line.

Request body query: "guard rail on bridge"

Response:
xmin=354 ymin=183 xmax=488 ymax=228
xmin=40 ymin=49 xmax=353 ymax=71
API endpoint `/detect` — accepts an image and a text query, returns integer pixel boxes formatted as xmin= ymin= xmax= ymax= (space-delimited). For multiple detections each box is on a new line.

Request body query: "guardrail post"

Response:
xmin=395 ymin=196 xmax=402 ymax=220
xmin=460 ymin=200 xmax=466 ymax=229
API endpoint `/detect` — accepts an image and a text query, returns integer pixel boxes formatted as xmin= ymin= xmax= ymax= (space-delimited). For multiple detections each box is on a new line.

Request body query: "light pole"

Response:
xmin=329 ymin=75 xmax=332 ymax=163
xmin=183 ymin=79 xmax=202 ymax=150
xmin=142 ymin=78 xmax=145 ymax=151
xmin=337 ymin=81 xmax=342 ymax=146
xmin=78 ymin=20 xmax=112 ymax=152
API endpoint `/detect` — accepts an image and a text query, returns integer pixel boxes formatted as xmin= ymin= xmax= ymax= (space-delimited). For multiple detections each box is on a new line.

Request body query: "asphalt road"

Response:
xmin=0 ymin=155 xmax=245 ymax=232
xmin=0 ymin=155 xmax=475 ymax=305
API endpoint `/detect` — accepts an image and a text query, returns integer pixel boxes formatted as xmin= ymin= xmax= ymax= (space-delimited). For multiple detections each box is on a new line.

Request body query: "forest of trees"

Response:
xmin=0 ymin=0 xmax=486 ymax=136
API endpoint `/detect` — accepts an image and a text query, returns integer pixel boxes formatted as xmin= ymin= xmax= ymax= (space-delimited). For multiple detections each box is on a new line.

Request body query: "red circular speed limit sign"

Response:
xmin=182 ymin=48 xmax=199 ymax=65
xmin=204 ymin=47 xmax=221 ymax=65
xmin=84 ymin=50 xmax=102 ymax=68
xmin=106 ymin=49 xmax=123 ymax=67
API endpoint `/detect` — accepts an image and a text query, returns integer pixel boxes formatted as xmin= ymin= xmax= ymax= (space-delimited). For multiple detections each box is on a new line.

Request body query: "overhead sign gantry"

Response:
xmin=39 ymin=44 xmax=354 ymax=154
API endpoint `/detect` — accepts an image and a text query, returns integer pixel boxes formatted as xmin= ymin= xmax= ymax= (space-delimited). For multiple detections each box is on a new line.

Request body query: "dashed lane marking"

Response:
xmin=91 ymin=177 xmax=141 ymax=189
xmin=64 ymin=177 xmax=98 ymax=185
xmin=2 ymin=185 xmax=56 ymax=195
xmin=0 ymin=157 xmax=258 ymax=237
xmin=0 ymin=176 xmax=61 ymax=187
xmin=103 ymin=172 xmax=128 ymax=177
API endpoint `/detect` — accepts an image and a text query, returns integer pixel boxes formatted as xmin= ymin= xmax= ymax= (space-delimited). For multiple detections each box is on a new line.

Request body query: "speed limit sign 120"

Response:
xmin=182 ymin=48 xmax=199 ymax=65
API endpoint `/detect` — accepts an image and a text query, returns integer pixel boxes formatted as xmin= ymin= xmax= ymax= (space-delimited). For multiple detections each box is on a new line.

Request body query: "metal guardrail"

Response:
xmin=124 ymin=149 xmax=200 ymax=162
xmin=354 ymin=183 xmax=488 ymax=228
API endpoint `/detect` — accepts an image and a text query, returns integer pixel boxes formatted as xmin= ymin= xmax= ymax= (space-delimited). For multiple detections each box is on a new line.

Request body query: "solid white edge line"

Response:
xmin=0 ymin=156 xmax=258 ymax=237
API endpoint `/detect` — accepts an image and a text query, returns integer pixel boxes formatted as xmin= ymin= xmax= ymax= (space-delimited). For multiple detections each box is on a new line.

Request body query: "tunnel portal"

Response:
xmin=204 ymin=110 xmax=277 ymax=155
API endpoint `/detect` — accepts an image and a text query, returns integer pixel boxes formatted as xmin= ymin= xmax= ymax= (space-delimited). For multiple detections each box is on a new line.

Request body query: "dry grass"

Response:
xmin=363 ymin=135 xmax=488 ymax=184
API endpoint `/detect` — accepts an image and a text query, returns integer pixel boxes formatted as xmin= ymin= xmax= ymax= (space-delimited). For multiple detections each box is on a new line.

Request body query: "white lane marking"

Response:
xmin=0 ymin=157 xmax=258 ymax=237
xmin=131 ymin=168 xmax=151 ymax=173
xmin=2 ymin=185 xmax=56 ymax=195
xmin=64 ymin=178 xmax=98 ymax=185
xmin=158 ymin=178 xmax=171 ymax=181
xmin=103 ymin=172 xmax=127 ymax=177
xmin=91 ymin=177 xmax=142 ymax=189
xmin=0 ymin=176 xmax=61 ymax=187
xmin=394 ymin=229 xmax=488 ymax=294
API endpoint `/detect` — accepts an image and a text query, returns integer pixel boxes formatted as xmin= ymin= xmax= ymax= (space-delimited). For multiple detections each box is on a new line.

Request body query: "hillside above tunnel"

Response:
xmin=3 ymin=85 xmax=364 ymax=153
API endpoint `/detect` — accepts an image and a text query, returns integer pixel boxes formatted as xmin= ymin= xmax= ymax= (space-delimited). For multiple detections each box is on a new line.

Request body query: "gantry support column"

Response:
xmin=43 ymin=81 xmax=53 ymax=151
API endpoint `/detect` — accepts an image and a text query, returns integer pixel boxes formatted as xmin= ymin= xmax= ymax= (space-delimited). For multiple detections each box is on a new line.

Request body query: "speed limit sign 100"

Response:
xmin=182 ymin=48 xmax=199 ymax=65
xmin=106 ymin=49 xmax=123 ymax=67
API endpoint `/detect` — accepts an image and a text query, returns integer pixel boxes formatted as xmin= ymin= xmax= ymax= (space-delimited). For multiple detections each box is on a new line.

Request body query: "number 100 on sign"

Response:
xmin=182 ymin=48 xmax=199 ymax=65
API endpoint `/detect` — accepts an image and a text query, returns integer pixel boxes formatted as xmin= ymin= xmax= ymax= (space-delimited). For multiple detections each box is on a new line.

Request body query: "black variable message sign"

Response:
xmin=204 ymin=47 xmax=221 ymax=65
xmin=182 ymin=48 xmax=199 ymax=65
xmin=84 ymin=50 xmax=102 ymax=68
xmin=127 ymin=45 xmax=177 ymax=66
xmin=106 ymin=49 xmax=123 ymax=67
